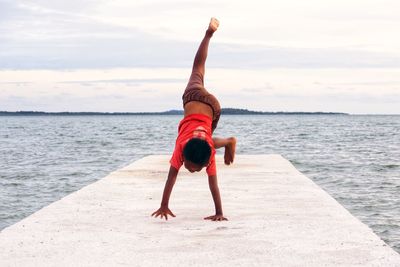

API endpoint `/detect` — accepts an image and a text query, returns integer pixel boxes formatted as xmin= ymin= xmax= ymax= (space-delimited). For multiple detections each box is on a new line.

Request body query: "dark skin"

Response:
xmin=151 ymin=18 xmax=236 ymax=221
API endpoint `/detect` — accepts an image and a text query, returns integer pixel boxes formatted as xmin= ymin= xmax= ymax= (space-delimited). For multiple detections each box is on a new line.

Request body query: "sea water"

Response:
xmin=0 ymin=115 xmax=399 ymax=252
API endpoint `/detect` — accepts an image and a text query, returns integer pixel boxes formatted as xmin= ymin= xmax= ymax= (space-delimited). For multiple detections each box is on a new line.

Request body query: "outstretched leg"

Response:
xmin=190 ymin=17 xmax=219 ymax=83
xmin=183 ymin=18 xmax=221 ymax=133
xmin=213 ymin=137 xmax=237 ymax=165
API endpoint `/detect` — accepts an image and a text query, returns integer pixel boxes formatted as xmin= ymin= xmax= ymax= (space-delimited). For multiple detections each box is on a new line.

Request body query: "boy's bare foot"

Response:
xmin=208 ymin=17 xmax=219 ymax=33
xmin=224 ymin=137 xmax=236 ymax=165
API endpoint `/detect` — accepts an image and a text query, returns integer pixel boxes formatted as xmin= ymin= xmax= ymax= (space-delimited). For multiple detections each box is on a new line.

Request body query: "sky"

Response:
xmin=1 ymin=0 xmax=400 ymax=114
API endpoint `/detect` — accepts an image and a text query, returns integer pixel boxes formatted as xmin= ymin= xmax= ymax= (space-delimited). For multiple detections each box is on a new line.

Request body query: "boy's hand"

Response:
xmin=151 ymin=206 xmax=176 ymax=220
xmin=204 ymin=214 xmax=228 ymax=221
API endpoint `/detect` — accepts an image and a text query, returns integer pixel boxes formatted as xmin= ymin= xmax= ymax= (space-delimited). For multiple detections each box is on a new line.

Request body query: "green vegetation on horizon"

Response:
xmin=0 ymin=108 xmax=349 ymax=116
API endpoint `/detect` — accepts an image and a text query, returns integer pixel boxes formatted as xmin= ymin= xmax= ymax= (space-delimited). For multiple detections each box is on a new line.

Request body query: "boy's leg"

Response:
xmin=183 ymin=18 xmax=221 ymax=133
xmin=185 ymin=18 xmax=219 ymax=91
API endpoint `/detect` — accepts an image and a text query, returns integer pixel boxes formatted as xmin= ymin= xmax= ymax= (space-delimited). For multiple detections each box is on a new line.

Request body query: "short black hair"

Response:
xmin=183 ymin=138 xmax=211 ymax=166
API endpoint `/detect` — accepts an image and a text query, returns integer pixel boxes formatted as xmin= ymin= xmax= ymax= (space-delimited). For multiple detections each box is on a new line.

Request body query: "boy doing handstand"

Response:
xmin=151 ymin=18 xmax=236 ymax=221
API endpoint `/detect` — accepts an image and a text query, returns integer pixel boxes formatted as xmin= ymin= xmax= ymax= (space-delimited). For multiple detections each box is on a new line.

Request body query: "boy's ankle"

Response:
xmin=206 ymin=29 xmax=214 ymax=37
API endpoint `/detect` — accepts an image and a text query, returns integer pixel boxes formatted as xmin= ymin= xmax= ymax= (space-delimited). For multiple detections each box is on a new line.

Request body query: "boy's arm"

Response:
xmin=204 ymin=174 xmax=228 ymax=221
xmin=161 ymin=165 xmax=179 ymax=207
xmin=151 ymin=165 xmax=179 ymax=220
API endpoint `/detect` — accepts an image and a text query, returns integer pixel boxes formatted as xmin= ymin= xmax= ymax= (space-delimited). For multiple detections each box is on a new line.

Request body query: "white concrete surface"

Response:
xmin=0 ymin=155 xmax=399 ymax=266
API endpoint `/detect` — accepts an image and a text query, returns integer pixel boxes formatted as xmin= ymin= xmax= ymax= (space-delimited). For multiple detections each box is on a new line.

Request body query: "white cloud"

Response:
xmin=1 ymin=68 xmax=399 ymax=114
xmin=2 ymin=0 xmax=400 ymax=69
xmin=1 ymin=0 xmax=400 ymax=113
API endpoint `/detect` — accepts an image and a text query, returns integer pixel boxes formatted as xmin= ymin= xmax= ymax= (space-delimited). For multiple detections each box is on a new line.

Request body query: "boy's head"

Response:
xmin=183 ymin=138 xmax=211 ymax=172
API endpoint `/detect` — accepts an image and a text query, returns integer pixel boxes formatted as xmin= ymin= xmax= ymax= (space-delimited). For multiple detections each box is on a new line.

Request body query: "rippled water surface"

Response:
xmin=0 ymin=115 xmax=399 ymax=252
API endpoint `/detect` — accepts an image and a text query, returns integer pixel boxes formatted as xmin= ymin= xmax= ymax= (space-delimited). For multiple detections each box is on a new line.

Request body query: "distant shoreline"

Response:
xmin=0 ymin=108 xmax=349 ymax=116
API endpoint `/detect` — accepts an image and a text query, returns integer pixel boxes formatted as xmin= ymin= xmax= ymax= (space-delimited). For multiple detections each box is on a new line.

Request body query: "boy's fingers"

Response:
xmin=204 ymin=215 xmax=229 ymax=221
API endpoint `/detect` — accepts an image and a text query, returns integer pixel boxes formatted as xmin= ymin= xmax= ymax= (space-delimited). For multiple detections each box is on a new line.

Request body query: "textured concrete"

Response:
xmin=0 ymin=155 xmax=399 ymax=266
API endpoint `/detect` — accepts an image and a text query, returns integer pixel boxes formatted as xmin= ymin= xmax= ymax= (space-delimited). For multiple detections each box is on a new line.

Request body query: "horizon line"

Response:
xmin=1 ymin=110 xmax=399 ymax=115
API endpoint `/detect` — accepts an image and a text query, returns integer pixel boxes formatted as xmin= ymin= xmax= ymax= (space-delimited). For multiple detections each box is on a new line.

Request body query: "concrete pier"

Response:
xmin=0 ymin=155 xmax=399 ymax=266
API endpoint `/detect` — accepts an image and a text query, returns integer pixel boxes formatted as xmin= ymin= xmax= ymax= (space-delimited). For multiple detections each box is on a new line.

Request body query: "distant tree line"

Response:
xmin=0 ymin=109 xmax=348 ymax=116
